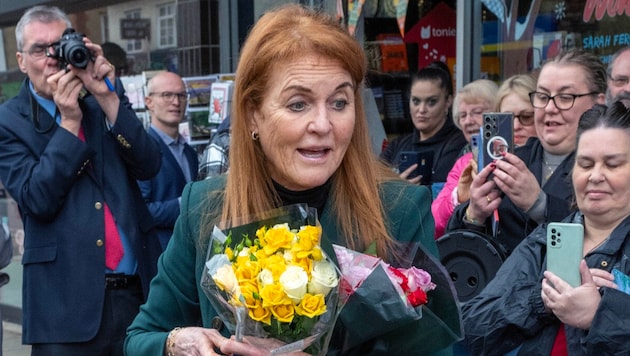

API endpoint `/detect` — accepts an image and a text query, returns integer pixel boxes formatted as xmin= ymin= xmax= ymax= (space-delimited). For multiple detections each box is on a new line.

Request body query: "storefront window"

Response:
xmin=481 ymin=0 xmax=630 ymax=81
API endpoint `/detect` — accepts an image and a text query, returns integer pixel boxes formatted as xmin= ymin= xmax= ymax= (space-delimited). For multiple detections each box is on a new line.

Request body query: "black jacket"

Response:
xmin=462 ymin=212 xmax=630 ymax=355
xmin=446 ymin=138 xmax=575 ymax=254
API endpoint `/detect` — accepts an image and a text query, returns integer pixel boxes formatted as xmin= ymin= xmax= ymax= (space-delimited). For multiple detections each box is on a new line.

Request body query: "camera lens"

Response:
xmin=67 ymin=45 xmax=89 ymax=69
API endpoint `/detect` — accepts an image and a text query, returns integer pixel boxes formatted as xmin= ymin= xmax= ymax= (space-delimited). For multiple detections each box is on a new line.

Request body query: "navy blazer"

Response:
xmin=0 ymin=79 xmax=163 ymax=344
xmin=138 ymin=127 xmax=198 ymax=250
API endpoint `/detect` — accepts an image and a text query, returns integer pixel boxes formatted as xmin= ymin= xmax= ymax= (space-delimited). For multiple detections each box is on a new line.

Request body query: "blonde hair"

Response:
xmin=494 ymin=74 xmax=536 ymax=111
xmin=206 ymin=4 xmax=399 ymax=259
xmin=452 ymin=79 xmax=499 ymax=129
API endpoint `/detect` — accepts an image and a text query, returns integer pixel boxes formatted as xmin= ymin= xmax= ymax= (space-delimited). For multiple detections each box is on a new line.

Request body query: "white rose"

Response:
xmin=279 ymin=265 xmax=308 ymax=304
xmin=239 ymin=247 xmax=250 ymax=257
xmin=213 ymin=264 xmax=240 ymax=295
xmin=258 ymin=268 xmax=274 ymax=289
xmin=308 ymin=259 xmax=339 ymax=297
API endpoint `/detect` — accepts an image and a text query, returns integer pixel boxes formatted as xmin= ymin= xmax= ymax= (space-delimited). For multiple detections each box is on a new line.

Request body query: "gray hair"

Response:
xmin=15 ymin=5 xmax=71 ymax=51
xmin=607 ymin=46 xmax=630 ymax=77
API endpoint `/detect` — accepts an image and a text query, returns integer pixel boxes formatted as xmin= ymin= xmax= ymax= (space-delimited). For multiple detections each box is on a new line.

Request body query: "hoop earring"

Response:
xmin=251 ymin=131 xmax=259 ymax=141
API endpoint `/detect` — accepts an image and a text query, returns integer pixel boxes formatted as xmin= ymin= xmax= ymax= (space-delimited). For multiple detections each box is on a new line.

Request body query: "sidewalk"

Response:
xmin=3 ymin=321 xmax=30 ymax=355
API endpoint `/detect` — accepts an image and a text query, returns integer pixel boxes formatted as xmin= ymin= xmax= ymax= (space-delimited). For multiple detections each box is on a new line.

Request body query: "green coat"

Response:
xmin=125 ymin=176 xmax=453 ymax=355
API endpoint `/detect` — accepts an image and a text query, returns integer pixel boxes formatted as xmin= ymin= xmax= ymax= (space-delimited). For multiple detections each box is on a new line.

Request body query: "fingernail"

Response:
xmin=490 ymin=163 xmax=496 ymax=169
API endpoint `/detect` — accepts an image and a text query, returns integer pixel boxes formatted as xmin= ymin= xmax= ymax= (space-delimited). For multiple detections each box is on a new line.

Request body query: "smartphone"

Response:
xmin=398 ymin=151 xmax=434 ymax=185
xmin=480 ymin=113 xmax=514 ymax=173
xmin=470 ymin=132 xmax=482 ymax=171
xmin=546 ymin=222 xmax=584 ymax=287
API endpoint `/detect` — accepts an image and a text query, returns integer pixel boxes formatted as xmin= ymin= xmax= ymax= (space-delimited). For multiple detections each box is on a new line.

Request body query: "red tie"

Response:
xmin=78 ymin=127 xmax=124 ymax=270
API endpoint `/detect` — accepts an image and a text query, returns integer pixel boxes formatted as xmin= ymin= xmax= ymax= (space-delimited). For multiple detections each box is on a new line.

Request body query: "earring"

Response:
xmin=251 ymin=131 xmax=259 ymax=141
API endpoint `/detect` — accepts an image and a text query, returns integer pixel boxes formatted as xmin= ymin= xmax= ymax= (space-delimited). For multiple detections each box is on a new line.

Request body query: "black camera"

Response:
xmin=47 ymin=28 xmax=91 ymax=69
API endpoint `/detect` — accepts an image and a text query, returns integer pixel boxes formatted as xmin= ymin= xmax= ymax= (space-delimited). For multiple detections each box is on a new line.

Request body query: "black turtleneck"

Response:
xmin=272 ymin=179 xmax=332 ymax=218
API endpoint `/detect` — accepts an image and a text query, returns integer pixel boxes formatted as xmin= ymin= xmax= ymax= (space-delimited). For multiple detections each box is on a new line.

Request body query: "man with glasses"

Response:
xmin=606 ymin=46 xmax=630 ymax=107
xmin=138 ymin=71 xmax=198 ymax=250
xmin=0 ymin=5 xmax=162 ymax=354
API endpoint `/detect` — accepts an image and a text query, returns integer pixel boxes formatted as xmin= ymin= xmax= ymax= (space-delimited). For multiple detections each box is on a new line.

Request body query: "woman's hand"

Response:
xmin=457 ymin=159 xmax=478 ymax=203
xmin=399 ymin=163 xmax=421 ymax=185
xmin=465 ymin=162 xmax=501 ymax=222
xmin=589 ymin=268 xmax=616 ymax=289
xmin=168 ymin=327 xmax=309 ymax=356
xmin=541 ymin=260 xmax=601 ymax=329
xmin=491 ymin=152 xmax=541 ymax=211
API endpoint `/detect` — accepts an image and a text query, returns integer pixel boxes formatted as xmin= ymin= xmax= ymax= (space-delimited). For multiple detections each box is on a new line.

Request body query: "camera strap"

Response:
xmin=28 ymin=87 xmax=58 ymax=134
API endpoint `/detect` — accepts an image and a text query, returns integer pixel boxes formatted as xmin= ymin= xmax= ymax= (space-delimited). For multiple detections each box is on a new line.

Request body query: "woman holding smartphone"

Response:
xmin=462 ymin=102 xmax=630 ymax=355
xmin=431 ymin=79 xmax=498 ymax=238
xmin=445 ymin=49 xmax=607 ymax=255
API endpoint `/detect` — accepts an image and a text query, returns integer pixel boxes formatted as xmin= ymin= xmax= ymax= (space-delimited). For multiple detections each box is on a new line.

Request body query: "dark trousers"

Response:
xmin=31 ymin=276 xmax=143 ymax=356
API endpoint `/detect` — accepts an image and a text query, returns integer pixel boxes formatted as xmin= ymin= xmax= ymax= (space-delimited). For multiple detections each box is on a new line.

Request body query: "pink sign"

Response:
xmin=404 ymin=2 xmax=456 ymax=68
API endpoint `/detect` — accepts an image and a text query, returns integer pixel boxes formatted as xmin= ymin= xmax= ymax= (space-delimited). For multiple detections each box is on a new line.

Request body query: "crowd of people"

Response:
xmin=1 ymin=3 xmax=630 ymax=356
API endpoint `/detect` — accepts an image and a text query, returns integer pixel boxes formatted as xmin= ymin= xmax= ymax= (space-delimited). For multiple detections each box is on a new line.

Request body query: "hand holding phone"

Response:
xmin=546 ymin=223 xmax=584 ymax=287
xmin=398 ymin=151 xmax=433 ymax=185
xmin=480 ymin=113 xmax=514 ymax=175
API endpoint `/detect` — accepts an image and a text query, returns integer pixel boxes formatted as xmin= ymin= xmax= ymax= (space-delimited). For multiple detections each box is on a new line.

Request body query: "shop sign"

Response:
xmin=121 ymin=19 xmax=151 ymax=40
xmin=403 ymin=2 xmax=456 ymax=68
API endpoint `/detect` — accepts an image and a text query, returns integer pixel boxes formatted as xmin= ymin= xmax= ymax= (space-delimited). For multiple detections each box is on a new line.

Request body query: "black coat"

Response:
xmin=446 ymin=138 xmax=575 ymax=254
xmin=462 ymin=212 xmax=630 ymax=355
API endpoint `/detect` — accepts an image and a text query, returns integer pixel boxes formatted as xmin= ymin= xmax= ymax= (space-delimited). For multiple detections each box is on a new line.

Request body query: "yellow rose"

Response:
xmin=292 ymin=257 xmax=313 ymax=276
xmin=248 ymin=299 xmax=272 ymax=325
xmin=297 ymin=225 xmax=321 ymax=246
xmin=235 ymin=247 xmax=252 ymax=265
xmin=291 ymin=231 xmax=323 ymax=261
xmin=259 ymin=254 xmax=287 ymax=279
xmin=234 ymin=260 xmax=260 ymax=284
xmin=212 ymin=264 xmax=240 ymax=295
xmin=225 ymin=247 xmax=234 ymax=261
xmin=261 ymin=223 xmax=295 ymax=255
xmin=259 ymin=283 xmax=292 ymax=307
xmin=295 ymin=293 xmax=327 ymax=318
xmin=279 ymin=265 xmax=309 ymax=304
xmin=239 ymin=283 xmax=260 ymax=308
xmin=270 ymin=303 xmax=295 ymax=323
xmin=308 ymin=259 xmax=339 ymax=296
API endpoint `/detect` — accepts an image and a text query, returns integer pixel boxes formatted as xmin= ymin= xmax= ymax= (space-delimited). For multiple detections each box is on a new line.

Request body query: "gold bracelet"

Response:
xmin=166 ymin=327 xmax=182 ymax=356
xmin=463 ymin=208 xmax=484 ymax=226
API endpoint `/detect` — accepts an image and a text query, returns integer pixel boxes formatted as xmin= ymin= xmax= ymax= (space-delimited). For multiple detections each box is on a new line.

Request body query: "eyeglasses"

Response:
xmin=457 ymin=109 xmax=484 ymax=122
xmin=22 ymin=43 xmax=53 ymax=59
xmin=506 ymin=111 xmax=535 ymax=126
xmin=148 ymin=91 xmax=188 ymax=102
xmin=609 ymin=75 xmax=629 ymax=88
xmin=528 ymin=91 xmax=598 ymax=110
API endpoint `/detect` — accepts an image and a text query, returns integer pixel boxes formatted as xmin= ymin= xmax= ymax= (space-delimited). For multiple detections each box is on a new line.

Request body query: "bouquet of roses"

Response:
xmin=334 ymin=245 xmax=435 ymax=307
xmin=333 ymin=243 xmax=462 ymax=354
xmin=201 ymin=204 xmax=341 ymax=355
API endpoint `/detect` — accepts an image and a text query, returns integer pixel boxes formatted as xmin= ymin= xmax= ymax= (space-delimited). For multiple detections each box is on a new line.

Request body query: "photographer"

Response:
xmin=0 ymin=5 xmax=162 ymax=354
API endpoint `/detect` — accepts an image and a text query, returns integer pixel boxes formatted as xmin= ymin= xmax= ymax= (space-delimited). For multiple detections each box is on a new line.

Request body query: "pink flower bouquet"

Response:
xmin=332 ymin=243 xmax=462 ymax=354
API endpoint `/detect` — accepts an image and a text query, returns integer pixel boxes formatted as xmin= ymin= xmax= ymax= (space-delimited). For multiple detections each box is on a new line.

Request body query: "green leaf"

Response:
xmin=364 ymin=241 xmax=378 ymax=256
